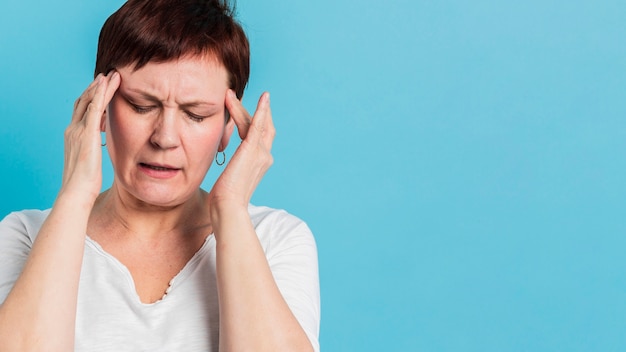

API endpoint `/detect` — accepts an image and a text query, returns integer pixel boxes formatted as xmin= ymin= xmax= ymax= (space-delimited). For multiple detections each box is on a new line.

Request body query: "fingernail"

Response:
xmin=111 ymin=71 xmax=120 ymax=80
xmin=228 ymin=90 xmax=236 ymax=99
xmin=261 ymin=92 xmax=270 ymax=106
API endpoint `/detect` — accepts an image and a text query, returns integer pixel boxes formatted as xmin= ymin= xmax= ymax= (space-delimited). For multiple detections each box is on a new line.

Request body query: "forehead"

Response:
xmin=117 ymin=55 xmax=229 ymax=101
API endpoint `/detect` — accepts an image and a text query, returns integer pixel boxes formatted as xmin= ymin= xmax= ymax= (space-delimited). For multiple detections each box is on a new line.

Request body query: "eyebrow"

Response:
xmin=122 ymin=87 xmax=219 ymax=109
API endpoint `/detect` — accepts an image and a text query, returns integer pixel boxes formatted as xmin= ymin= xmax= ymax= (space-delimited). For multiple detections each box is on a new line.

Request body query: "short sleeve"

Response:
xmin=0 ymin=210 xmax=48 ymax=304
xmin=251 ymin=207 xmax=321 ymax=352
xmin=270 ymin=221 xmax=321 ymax=352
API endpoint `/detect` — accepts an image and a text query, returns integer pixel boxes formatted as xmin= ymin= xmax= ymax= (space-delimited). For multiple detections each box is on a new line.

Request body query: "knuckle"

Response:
xmin=85 ymin=102 xmax=97 ymax=115
xmin=74 ymin=98 xmax=81 ymax=109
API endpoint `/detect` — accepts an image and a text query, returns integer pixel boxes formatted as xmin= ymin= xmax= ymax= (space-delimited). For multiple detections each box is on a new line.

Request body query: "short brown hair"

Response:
xmin=95 ymin=0 xmax=249 ymax=98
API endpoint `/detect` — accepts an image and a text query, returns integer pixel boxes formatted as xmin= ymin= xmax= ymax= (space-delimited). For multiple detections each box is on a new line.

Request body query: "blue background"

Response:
xmin=1 ymin=0 xmax=625 ymax=350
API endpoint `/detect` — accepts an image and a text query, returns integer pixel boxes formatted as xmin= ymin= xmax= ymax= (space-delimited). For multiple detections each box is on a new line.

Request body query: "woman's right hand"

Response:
xmin=61 ymin=71 xmax=120 ymax=203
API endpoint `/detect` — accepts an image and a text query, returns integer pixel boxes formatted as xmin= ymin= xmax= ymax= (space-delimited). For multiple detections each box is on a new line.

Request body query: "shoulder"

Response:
xmin=247 ymin=204 xmax=316 ymax=256
xmin=0 ymin=209 xmax=51 ymax=304
xmin=248 ymin=204 xmax=308 ymax=230
xmin=0 ymin=209 xmax=51 ymax=243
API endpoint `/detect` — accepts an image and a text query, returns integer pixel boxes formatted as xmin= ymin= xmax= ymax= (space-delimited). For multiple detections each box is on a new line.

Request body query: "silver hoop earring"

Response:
xmin=101 ymin=142 xmax=107 ymax=147
xmin=215 ymin=151 xmax=226 ymax=166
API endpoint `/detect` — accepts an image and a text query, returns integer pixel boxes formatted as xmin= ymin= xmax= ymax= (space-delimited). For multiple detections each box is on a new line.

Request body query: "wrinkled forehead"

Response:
xmin=117 ymin=56 xmax=230 ymax=104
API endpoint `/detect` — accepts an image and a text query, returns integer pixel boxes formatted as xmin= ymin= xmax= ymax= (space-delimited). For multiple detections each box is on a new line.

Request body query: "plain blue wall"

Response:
xmin=2 ymin=1 xmax=625 ymax=351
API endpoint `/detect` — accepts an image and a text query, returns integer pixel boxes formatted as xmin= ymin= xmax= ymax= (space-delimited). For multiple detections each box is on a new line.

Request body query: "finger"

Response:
xmin=90 ymin=70 xmax=119 ymax=115
xmin=73 ymin=75 xmax=101 ymax=110
xmin=262 ymin=94 xmax=276 ymax=146
xmin=72 ymin=74 xmax=104 ymax=124
xmin=249 ymin=92 xmax=275 ymax=145
xmin=103 ymin=71 xmax=121 ymax=108
xmin=98 ymin=71 xmax=121 ymax=131
xmin=83 ymin=75 xmax=110 ymax=132
xmin=225 ymin=89 xmax=253 ymax=140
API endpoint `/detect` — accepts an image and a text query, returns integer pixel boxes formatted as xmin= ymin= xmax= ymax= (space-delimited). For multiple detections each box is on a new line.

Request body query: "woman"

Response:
xmin=0 ymin=0 xmax=320 ymax=351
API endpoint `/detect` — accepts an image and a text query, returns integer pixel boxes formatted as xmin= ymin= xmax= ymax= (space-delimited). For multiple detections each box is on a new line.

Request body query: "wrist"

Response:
xmin=210 ymin=197 xmax=248 ymax=215
xmin=55 ymin=187 xmax=99 ymax=212
xmin=210 ymin=201 xmax=250 ymax=234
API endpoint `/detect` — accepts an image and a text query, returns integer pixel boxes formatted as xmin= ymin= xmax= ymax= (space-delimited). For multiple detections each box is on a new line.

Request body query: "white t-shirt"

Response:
xmin=0 ymin=205 xmax=320 ymax=351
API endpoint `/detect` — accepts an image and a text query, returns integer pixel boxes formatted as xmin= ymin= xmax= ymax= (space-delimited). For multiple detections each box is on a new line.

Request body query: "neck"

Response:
xmin=91 ymin=185 xmax=212 ymax=242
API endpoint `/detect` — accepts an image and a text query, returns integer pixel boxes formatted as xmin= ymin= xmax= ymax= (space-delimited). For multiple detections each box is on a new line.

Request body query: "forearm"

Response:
xmin=212 ymin=204 xmax=313 ymax=352
xmin=0 ymin=192 xmax=92 ymax=351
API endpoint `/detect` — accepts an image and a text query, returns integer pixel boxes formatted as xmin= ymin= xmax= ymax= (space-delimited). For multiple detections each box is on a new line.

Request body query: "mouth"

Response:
xmin=138 ymin=163 xmax=181 ymax=179
xmin=139 ymin=163 xmax=180 ymax=171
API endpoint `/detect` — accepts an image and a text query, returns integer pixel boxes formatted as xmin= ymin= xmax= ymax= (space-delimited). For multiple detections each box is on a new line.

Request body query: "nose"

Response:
xmin=150 ymin=109 xmax=180 ymax=149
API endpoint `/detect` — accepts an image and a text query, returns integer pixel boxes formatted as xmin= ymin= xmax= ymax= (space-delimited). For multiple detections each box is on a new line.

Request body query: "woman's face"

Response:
xmin=105 ymin=55 xmax=233 ymax=207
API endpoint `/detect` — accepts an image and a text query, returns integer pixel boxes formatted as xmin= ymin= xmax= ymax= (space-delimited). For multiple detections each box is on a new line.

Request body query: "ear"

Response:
xmin=218 ymin=117 xmax=235 ymax=152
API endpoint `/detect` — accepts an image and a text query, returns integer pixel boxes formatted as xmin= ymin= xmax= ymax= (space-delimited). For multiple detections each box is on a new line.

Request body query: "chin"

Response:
xmin=121 ymin=184 xmax=199 ymax=209
xmin=134 ymin=194 xmax=184 ymax=208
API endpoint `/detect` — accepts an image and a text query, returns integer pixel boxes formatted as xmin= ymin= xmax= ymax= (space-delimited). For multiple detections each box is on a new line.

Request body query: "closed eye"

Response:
xmin=185 ymin=111 xmax=210 ymax=122
xmin=120 ymin=93 xmax=156 ymax=114
xmin=130 ymin=102 xmax=156 ymax=114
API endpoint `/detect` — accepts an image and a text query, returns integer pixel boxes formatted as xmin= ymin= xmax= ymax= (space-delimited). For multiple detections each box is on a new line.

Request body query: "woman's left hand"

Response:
xmin=208 ymin=90 xmax=274 ymax=211
xmin=209 ymin=91 xmax=314 ymax=351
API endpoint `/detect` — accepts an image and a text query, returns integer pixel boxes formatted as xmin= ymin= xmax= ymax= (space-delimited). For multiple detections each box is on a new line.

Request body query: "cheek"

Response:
xmin=193 ymin=125 xmax=225 ymax=157
xmin=109 ymin=97 xmax=142 ymax=135
xmin=186 ymin=123 xmax=227 ymax=166
xmin=106 ymin=100 xmax=141 ymax=155
xmin=106 ymin=98 xmax=123 ymax=135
